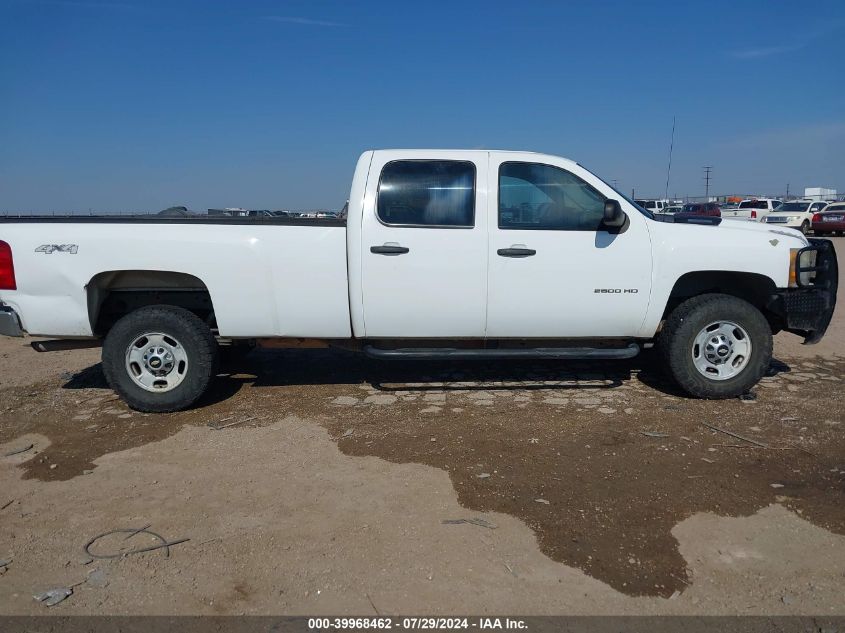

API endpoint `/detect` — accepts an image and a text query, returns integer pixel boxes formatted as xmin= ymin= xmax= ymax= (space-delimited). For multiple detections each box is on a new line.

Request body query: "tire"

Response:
xmin=800 ymin=221 xmax=810 ymax=235
xmin=658 ymin=294 xmax=772 ymax=399
xmin=102 ymin=305 xmax=218 ymax=412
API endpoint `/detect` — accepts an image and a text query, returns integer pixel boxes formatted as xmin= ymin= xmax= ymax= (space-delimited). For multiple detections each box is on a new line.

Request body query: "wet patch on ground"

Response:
xmin=1 ymin=349 xmax=843 ymax=598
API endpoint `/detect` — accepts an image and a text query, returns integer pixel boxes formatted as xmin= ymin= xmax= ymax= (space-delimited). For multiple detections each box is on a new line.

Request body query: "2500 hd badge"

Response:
xmin=594 ymin=288 xmax=639 ymax=293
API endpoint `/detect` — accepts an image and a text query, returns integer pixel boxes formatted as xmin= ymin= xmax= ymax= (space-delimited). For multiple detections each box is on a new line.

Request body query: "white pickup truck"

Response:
xmin=0 ymin=150 xmax=838 ymax=412
xmin=721 ymin=198 xmax=783 ymax=222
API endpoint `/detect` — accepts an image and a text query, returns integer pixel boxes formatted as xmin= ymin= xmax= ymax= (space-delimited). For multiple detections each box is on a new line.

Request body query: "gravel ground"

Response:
xmin=0 ymin=237 xmax=843 ymax=615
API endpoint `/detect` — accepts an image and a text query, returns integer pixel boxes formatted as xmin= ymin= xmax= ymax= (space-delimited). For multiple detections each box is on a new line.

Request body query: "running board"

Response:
xmin=363 ymin=343 xmax=640 ymax=361
xmin=32 ymin=339 xmax=102 ymax=352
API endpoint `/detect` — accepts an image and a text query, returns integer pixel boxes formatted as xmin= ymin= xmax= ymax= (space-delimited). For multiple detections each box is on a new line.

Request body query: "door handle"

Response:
xmin=497 ymin=246 xmax=536 ymax=258
xmin=370 ymin=244 xmax=410 ymax=255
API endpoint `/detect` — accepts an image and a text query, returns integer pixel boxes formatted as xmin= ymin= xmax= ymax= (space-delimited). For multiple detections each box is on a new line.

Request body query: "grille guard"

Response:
xmin=768 ymin=238 xmax=838 ymax=344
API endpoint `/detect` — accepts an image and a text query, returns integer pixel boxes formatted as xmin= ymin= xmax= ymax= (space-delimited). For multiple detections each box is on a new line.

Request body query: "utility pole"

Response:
xmin=703 ymin=166 xmax=712 ymax=201
xmin=786 ymin=183 xmax=790 ymax=200
xmin=611 ymin=179 xmax=619 ymax=190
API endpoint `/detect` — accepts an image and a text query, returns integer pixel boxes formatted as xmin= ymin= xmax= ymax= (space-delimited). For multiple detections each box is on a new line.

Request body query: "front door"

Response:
xmin=486 ymin=155 xmax=653 ymax=338
xmin=360 ymin=151 xmax=488 ymax=338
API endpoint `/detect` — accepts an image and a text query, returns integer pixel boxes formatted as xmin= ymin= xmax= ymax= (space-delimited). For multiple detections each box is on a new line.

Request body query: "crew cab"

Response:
xmin=0 ymin=150 xmax=838 ymax=412
xmin=763 ymin=200 xmax=829 ymax=235
xmin=722 ymin=198 xmax=783 ymax=222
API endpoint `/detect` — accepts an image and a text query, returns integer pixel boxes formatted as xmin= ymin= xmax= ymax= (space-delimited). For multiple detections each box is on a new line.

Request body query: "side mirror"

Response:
xmin=603 ymin=199 xmax=626 ymax=228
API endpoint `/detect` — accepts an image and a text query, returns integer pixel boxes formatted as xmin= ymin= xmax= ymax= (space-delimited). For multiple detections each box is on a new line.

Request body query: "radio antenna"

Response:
xmin=664 ymin=116 xmax=675 ymax=201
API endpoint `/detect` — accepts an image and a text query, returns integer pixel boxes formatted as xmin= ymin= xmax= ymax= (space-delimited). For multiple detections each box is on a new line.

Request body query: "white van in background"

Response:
xmin=635 ymin=199 xmax=670 ymax=214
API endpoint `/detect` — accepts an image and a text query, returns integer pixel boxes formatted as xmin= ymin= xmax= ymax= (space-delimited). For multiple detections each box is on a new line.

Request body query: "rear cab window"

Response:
xmin=377 ymin=160 xmax=475 ymax=227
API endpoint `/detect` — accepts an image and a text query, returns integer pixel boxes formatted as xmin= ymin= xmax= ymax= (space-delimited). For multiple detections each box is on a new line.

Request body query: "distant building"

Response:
xmin=804 ymin=187 xmax=836 ymax=201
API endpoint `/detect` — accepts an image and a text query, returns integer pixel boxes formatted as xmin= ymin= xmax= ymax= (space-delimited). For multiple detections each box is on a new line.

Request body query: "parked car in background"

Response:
xmin=663 ymin=205 xmax=684 ymax=215
xmin=722 ymin=198 xmax=783 ymax=222
xmin=676 ymin=202 xmax=721 ymax=218
xmin=812 ymin=202 xmax=845 ymax=236
xmin=635 ymin=199 xmax=669 ymax=214
xmin=763 ymin=200 xmax=828 ymax=235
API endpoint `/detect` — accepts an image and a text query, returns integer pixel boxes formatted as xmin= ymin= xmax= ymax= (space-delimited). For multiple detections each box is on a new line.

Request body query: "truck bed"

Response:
xmin=0 ymin=217 xmax=351 ymax=338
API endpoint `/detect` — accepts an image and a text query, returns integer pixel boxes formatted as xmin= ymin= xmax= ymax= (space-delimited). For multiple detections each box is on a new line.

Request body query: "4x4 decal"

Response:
xmin=35 ymin=244 xmax=79 ymax=254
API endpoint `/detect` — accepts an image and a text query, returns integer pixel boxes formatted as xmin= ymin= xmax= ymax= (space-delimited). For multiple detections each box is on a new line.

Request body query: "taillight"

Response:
xmin=0 ymin=241 xmax=16 ymax=290
xmin=812 ymin=213 xmax=822 ymax=223
xmin=751 ymin=210 xmax=757 ymax=219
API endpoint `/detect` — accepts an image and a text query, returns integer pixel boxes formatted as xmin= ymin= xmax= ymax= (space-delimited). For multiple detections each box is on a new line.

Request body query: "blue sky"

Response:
xmin=1 ymin=0 xmax=843 ymax=211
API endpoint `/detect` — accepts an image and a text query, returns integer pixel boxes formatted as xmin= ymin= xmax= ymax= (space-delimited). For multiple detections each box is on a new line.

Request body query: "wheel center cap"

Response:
xmin=717 ymin=345 xmax=730 ymax=357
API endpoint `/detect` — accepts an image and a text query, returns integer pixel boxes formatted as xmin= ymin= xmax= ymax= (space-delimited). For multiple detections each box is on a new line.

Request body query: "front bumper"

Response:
xmin=766 ymin=239 xmax=838 ymax=344
xmin=0 ymin=304 xmax=24 ymax=337
xmin=764 ymin=218 xmax=801 ymax=227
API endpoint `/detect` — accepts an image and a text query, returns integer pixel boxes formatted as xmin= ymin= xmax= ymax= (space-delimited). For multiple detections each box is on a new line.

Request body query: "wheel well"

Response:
xmin=664 ymin=271 xmax=778 ymax=324
xmin=87 ymin=270 xmax=216 ymax=335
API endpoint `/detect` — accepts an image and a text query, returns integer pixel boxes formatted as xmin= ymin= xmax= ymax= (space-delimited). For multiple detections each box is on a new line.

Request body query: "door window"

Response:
xmin=377 ymin=160 xmax=475 ymax=227
xmin=498 ymin=162 xmax=606 ymax=230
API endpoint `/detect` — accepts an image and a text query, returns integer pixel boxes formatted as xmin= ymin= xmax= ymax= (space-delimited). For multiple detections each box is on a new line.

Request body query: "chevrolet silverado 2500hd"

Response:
xmin=0 ymin=150 xmax=838 ymax=412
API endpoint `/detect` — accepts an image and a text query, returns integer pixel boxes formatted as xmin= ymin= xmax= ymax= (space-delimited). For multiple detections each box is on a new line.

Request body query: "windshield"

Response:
xmin=777 ymin=202 xmax=811 ymax=212
xmin=739 ymin=200 xmax=766 ymax=209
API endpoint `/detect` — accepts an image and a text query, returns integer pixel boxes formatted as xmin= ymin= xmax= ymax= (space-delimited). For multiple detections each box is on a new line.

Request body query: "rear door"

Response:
xmin=486 ymin=154 xmax=652 ymax=338
xmin=359 ymin=151 xmax=488 ymax=337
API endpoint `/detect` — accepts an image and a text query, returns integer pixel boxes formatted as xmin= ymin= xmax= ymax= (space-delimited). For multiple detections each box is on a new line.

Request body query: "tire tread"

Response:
xmin=658 ymin=293 xmax=772 ymax=399
xmin=101 ymin=305 xmax=217 ymax=413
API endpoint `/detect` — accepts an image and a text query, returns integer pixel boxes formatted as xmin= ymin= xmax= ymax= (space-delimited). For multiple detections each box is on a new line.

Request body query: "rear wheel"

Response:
xmin=800 ymin=220 xmax=810 ymax=235
xmin=659 ymin=294 xmax=772 ymax=398
xmin=102 ymin=305 xmax=218 ymax=412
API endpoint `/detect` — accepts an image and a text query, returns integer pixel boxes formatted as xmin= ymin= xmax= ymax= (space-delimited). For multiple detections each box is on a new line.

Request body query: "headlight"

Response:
xmin=789 ymin=248 xmax=818 ymax=287
xmin=788 ymin=216 xmax=800 ymax=222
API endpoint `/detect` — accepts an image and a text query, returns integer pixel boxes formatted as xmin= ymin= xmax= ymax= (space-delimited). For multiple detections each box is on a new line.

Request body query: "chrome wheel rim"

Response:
xmin=125 ymin=332 xmax=189 ymax=392
xmin=691 ymin=321 xmax=752 ymax=381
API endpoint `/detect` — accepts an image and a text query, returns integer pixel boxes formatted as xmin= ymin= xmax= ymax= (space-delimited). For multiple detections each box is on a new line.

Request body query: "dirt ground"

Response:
xmin=0 ymin=238 xmax=843 ymax=615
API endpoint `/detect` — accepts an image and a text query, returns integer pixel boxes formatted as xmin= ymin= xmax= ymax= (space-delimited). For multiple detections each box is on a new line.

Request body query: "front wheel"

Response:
xmin=800 ymin=220 xmax=810 ymax=235
xmin=658 ymin=294 xmax=772 ymax=398
xmin=102 ymin=305 xmax=218 ymax=412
